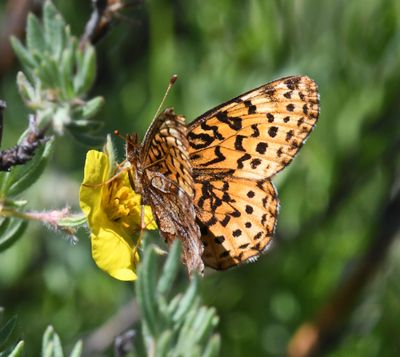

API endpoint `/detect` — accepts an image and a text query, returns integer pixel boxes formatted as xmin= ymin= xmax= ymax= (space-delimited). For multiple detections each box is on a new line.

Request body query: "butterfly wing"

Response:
xmin=144 ymin=171 xmax=203 ymax=274
xmin=142 ymin=108 xmax=193 ymax=197
xmin=188 ymin=76 xmax=320 ymax=269
xmin=140 ymin=108 xmax=203 ymax=274
xmin=195 ymin=172 xmax=279 ymax=270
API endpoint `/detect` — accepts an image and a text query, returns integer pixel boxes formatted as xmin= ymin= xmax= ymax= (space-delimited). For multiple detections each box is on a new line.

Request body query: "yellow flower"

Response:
xmin=80 ymin=150 xmax=156 ymax=281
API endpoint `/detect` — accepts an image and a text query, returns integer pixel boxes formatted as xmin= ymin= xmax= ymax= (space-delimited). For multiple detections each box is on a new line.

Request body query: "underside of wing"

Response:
xmin=188 ymin=76 xmax=320 ymax=180
xmin=142 ymin=108 xmax=194 ymax=198
xmin=139 ymin=108 xmax=203 ymax=274
xmin=144 ymin=171 xmax=203 ymax=275
xmin=193 ymin=171 xmax=279 ymax=270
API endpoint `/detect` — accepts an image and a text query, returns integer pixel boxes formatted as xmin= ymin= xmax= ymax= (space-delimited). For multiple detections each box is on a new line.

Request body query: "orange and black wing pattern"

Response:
xmin=140 ymin=108 xmax=203 ymax=274
xmin=187 ymin=76 xmax=320 ymax=269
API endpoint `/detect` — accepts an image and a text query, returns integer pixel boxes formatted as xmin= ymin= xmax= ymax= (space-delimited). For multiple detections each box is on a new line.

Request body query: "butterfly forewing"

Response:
xmin=142 ymin=109 xmax=193 ymax=197
xmin=188 ymin=76 xmax=319 ymax=269
xmin=188 ymin=76 xmax=319 ymax=179
xmin=134 ymin=108 xmax=203 ymax=275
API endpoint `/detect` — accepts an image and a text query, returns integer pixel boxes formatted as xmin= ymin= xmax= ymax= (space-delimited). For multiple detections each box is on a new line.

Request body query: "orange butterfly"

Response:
xmin=126 ymin=76 xmax=319 ymax=274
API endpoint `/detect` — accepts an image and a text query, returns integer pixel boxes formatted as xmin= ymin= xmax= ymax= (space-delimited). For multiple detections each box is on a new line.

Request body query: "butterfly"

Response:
xmin=126 ymin=75 xmax=319 ymax=274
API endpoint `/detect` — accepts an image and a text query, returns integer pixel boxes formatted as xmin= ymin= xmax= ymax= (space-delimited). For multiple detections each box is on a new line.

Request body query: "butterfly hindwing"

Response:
xmin=144 ymin=171 xmax=203 ymax=274
xmin=193 ymin=172 xmax=279 ymax=270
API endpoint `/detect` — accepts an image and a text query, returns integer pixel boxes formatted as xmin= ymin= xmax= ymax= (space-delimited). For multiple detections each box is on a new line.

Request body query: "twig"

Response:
xmin=80 ymin=0 xmax=140 ymax=47
xmin=287 ymin=175 xmax=400 ymax=357
xmin=83 ymin=299 xmax=139 ymax=355
xmin=0 ymin=114 xmax=49 ymax=171
xmin=0 ymin=100 xmax=6 ymax=147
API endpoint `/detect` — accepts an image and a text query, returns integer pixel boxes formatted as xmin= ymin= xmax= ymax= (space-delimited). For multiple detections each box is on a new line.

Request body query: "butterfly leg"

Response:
xmin=83 ymin=163 xmax=130 ymax=188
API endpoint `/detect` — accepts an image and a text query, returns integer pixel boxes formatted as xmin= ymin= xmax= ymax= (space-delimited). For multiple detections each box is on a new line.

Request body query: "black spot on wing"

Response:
xmin=188 ymin=132 xmax=214 ymax=149
xmin=199 ymin=146 xmax=226 ymax=166
xmin=215 ymin=111 xmax=242 ymax=130
xmin=234 ymin=135 xmax=246 ymax=151
xmin=237 ymin=153 xmax=251 ymax=169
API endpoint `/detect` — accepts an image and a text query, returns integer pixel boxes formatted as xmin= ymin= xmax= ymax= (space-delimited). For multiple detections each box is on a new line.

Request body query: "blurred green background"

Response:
xmin=1 ymin=0 xmax=400 ymax=356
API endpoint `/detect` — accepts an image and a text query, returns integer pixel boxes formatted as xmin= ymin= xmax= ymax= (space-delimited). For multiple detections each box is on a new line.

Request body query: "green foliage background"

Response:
xmin=1 ymin=0 xmax=400 ymax=355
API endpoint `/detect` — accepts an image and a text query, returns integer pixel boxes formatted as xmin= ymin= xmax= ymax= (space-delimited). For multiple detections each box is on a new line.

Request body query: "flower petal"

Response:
xmin=91 ymin=228 xmax=139 ymax=281
xmin=79 ymin=150 xmax=109 ymax=221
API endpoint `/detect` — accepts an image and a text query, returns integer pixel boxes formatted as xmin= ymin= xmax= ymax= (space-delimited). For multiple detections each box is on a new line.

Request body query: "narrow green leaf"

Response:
xmin=59 ymin=48 xmax=75 ymax=99
xmin=166 ymin=294 xmax=181 ymax=318
xmin=201 ymin=335 xmax=220 ymax=357
xmin=157 ymin=240 xmax=181 ymax=297
xmin=36 ymin=59 xmax=58 ymax=88
xmin=43 ymin=342 xmax=54 ymax=357
xmin=172 ymin=275 xmax=200 ymax=323
xmin=6 ymin=137 xmax=54 ymax=197
xmin=16 ymin=71 xmax=36 ymax=103
xmin=73 ymin=46 xmax=96 ymax=96
xmin=7 ymin=341 xmax=24 ymax=357
xmin=26 ymin=14 xmax=46 ymax=53
xmin=190 ymin=306 xmax=209 ymax=338
xmin=2 ymin=199 xmax=28 ymax=209
xmin=43 ymin=0 xmax=65 ymax=58
xmin=0 ymin=220 xmax=28 ymax=253
xmin=51 ymin=330 xmax=64 ymax=357
xmin=42 ymin=326 xmax=54 ymax=351
xmin=174 ymin=304 xmax=200 ymax=354
xmin=0 ymin=218 xmax=11 ymax=239
xmin=191 ymin=308 xmax=218 ymax=344
xmin=10 ymin=37 xmax=37 ymax=70
xmin=136 ymin=244 xmax=159 ymax=337
xmin=58 ymin=214 xmax=87 ymax=228
xmin=68 ymin=340 xmax=82 ymax=357
xmin=42 ymin=326 xmax=54 ymax=357
xmin=157 ymin=296 xmax=170 ymax=324
xmin=80 ymin=97 xmax=104 ymax=119
xmin=0 ymin=316 xmax=17 ymax=349
xmin=155 ymin=330 xmax=173 ymax=357
xmin=48 ymin=57 xmax=63 ymax=89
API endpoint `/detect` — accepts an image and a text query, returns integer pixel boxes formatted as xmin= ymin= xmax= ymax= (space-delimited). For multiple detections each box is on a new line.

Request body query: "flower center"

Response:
xmin=104 ymin=176 xmax=143 ymax=234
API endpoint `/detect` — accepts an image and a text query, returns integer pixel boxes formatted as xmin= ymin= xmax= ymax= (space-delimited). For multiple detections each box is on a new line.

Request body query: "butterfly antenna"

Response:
xmin=152 ymin=74 xmax=178 ymax=121
xmin=114 ymin=129 xmax=125 ymax=141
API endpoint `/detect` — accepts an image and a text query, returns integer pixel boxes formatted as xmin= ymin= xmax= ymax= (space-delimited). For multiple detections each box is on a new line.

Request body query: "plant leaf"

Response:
xmin=136 ymin=244 xmax=159 ymax=337
xmin=4 ymin=136 xmax=54 ymax=197
xmin=0 ymin=219 xmax=28 ymax=253
xmin=201 ymin=335 xmax=220 ymax=357
xmin=155 ymin=330 xmax=172 ymax=357
xmin=10 ymin=37 xmax=37 ymax=71
xmin=157 ymin=240 xmax=181 ymax=297
xmin=172 ymin=275 xmax=200 ymax=323
xmin=6 ymin=341 xmax=24 ymax=357
xmin=26 ymin=14 xmax=46 ymax=54
xmin=73 ymin=45 xmax=96 ymax=96
xmin=0 ymin=316 xmax=17 ymax=349
xmin=43 ymin=0 xmax=65 ymax=59
xmin=68 ymin=340 xmax=82 ymax=357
